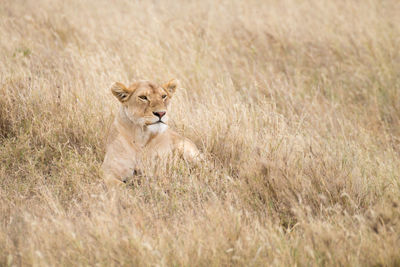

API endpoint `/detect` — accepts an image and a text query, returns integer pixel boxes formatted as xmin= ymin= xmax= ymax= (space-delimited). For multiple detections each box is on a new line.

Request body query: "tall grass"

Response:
xmin=1 ymin=0 xmax=400 ymax=265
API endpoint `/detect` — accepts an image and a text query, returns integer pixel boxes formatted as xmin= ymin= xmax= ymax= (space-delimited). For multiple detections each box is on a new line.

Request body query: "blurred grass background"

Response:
xmin=0 ymin=0 xmax=400 ymax=265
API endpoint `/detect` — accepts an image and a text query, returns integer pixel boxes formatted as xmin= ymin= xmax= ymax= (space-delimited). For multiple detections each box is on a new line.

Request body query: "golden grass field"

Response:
xmin=1 ymin=0 xmax=400 ymax=266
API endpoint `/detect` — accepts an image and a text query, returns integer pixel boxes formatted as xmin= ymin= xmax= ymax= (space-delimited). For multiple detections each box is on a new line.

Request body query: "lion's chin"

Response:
xmin=146 ymin=123 xmax=168 ymax=134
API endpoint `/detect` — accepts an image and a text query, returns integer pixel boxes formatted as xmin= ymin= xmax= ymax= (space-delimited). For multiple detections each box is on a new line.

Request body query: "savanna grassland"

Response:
xmin=1 ymin=0 xmax=400 ymax=266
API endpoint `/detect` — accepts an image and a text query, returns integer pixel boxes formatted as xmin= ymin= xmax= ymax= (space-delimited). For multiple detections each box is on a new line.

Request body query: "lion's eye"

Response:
xmin=162 ymin=95 xmax=167 ymax=99
xmin=139 ymin=95 xmax=148 ymax=101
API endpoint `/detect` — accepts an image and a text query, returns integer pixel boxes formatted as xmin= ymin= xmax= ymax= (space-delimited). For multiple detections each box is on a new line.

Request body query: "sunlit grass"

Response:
xmin=1 ymin=0 xmax=400 ymax=265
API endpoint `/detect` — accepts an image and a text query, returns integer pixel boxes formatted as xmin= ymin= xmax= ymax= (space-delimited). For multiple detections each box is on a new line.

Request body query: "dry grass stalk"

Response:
xmin=1 ymin=0 xmax=400 ymax=266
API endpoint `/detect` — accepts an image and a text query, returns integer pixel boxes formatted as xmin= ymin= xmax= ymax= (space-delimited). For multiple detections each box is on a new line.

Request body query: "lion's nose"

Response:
xmin=153 ymin=111 xmax=166 ymax=119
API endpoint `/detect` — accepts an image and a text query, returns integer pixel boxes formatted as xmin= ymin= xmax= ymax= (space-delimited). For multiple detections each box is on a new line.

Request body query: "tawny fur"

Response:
xmin=102 ymin=79 xmax=201 ymax=186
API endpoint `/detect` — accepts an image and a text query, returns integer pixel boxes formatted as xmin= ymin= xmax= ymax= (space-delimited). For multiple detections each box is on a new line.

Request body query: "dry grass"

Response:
xmin=1 ymin=0 xmax=400 ymax=266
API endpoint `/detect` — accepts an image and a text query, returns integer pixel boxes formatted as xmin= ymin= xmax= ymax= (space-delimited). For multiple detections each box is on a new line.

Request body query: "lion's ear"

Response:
xmin=162 ymin=79 xmax=179 ymax=96
xmin=111 ymin=82 xmax=133 ymax=102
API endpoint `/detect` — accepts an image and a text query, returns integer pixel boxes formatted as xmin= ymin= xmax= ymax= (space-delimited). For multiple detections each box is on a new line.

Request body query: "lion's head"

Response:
xmin=111 ymin=79 xmax=178 ymax=134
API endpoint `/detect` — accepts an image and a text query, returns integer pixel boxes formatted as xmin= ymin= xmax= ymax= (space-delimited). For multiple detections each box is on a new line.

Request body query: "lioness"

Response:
xmin=102 ymin=79 xmax=201 ymax=185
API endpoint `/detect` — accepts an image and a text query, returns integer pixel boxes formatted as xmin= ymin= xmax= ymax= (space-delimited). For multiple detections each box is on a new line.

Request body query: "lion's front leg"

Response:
xmin=176 ymin=138 xmax=204 ymax=164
